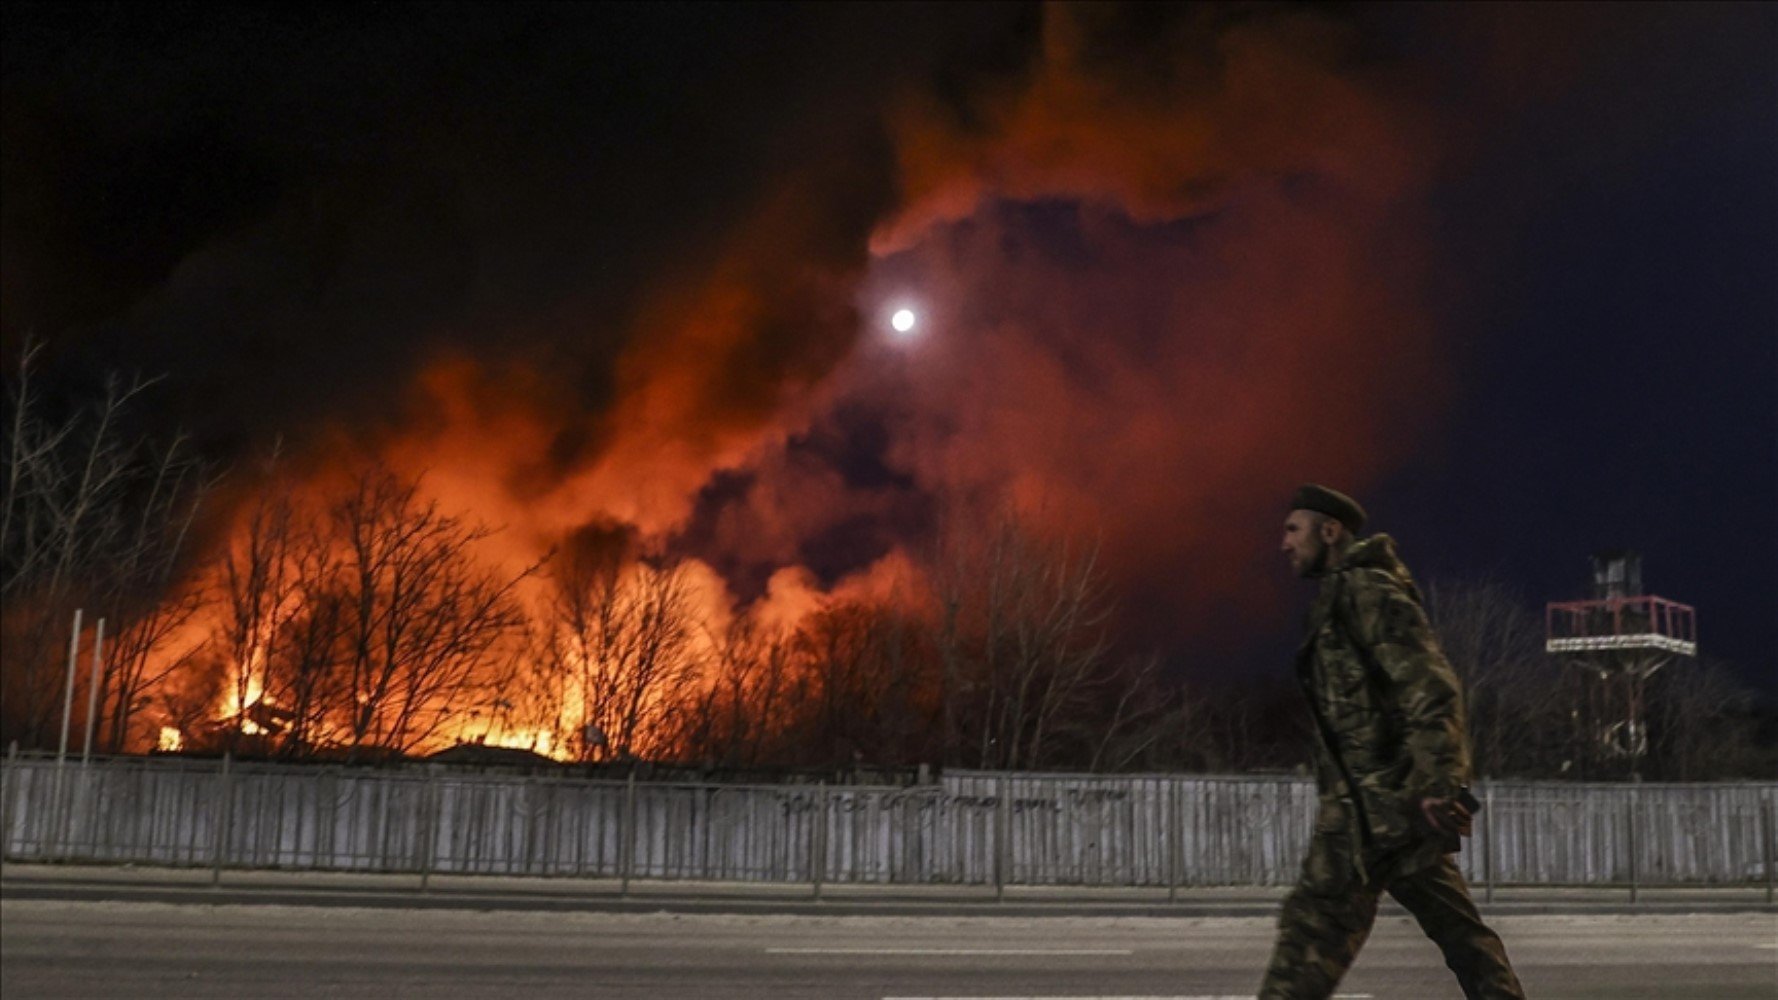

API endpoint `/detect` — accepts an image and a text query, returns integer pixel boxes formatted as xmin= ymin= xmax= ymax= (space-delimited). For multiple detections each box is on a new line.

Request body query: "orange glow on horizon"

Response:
xmin=128 ymin=426 xmax=925 ymax=761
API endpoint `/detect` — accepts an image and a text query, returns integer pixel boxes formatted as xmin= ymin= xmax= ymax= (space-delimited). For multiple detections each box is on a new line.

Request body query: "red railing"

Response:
xmin=1546 ymin=595 xmax=1697 ymax=647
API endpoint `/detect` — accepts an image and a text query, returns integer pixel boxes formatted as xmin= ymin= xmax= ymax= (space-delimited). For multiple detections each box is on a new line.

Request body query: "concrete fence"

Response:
xmin=1 ymin=754 xmax=1772 ymax=895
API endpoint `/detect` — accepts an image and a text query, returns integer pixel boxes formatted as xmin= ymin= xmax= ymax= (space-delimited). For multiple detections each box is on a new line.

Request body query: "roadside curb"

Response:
xmin=6 ymin=878 xmax=1773 ymax=918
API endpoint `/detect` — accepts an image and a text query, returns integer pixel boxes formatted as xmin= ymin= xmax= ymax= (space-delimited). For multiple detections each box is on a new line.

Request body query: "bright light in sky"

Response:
xmin=891 ymin=309 xmax=916 ymax=333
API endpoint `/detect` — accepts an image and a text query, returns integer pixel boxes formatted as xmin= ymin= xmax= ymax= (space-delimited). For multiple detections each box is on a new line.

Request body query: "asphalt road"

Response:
xmin=2 ymin=900 xmax=1774 ymax=1000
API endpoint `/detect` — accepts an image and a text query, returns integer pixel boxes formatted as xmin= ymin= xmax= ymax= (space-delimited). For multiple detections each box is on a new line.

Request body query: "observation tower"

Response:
xmin=1546 ymin=551 xmax=1695 ymax=777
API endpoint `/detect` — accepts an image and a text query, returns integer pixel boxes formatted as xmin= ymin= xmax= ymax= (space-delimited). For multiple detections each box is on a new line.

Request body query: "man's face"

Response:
xmin=1281 ymin=509 xmax=1331 ymax=579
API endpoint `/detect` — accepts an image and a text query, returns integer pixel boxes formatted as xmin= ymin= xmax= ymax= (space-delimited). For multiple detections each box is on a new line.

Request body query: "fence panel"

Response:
xmin=1 ymin=755 xmax=1769 ymax=889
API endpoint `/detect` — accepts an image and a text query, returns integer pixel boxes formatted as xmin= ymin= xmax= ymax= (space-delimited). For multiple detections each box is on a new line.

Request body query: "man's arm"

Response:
xmin=1345 ymin=570 xmax=1470 ymax=805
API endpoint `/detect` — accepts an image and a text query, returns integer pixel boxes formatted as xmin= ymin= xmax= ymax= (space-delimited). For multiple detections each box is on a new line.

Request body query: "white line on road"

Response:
xmin=880 ymin=995 xmax=1375 ymax=1000
xmin=768 ymin=948 xmax=1134 ymax=956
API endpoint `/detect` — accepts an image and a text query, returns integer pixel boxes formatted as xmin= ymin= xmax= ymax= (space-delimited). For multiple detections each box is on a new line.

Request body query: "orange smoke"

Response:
xmin=854 ymin=4 xmax=1448 ymax=642
xmin=136 ymin=5 xmax=1458 ymax=752
xmin=876 ymin=6 xmax=1429 ymax=251
xmin=336 ymin=3 xmax=1448 ymax=667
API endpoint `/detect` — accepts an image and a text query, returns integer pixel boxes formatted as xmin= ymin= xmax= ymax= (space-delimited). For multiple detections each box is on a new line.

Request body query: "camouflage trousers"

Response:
xmin=1258 ymin=838 xmax=1525 ymax=999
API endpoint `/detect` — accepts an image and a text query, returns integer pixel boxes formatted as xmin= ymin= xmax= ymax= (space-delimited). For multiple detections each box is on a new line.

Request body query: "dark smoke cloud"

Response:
xmin=681 ymin=4 xmax=1447 ymax=656
xmin=9 ymin=4 xmax=1771 ymax=685
xmin=2 ymin=3 xmax=1035 ymax=458
xmin=10 ymin=3 xmax=1445 ymax=661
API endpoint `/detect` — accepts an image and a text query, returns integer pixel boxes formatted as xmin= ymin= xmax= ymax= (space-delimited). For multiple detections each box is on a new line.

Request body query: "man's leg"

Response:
xmin=1258 ymin=832 xmax=1382 ymax=1000
xmin=1385 ymin=855 xmax=1526 ymax=1000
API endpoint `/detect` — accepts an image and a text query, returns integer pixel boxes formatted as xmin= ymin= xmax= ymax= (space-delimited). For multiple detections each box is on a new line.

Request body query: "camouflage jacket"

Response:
xmin=1295 ymin=534 xmax=1471 ymax=878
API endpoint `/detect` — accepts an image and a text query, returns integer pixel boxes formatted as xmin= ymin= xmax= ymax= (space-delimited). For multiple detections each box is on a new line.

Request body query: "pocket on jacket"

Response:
xmin=1357 ymin=757 xmax=1417 ymax=846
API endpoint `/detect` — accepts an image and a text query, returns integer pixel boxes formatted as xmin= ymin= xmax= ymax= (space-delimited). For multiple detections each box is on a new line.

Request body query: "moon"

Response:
xmin=891 ymin=309 xmax=916 ymax=333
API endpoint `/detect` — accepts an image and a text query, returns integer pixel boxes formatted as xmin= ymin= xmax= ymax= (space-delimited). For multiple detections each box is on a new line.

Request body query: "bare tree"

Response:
xmin=1187 ymin=675 xmax=1311 ymax=774
xmin=101 ymin=581 xmax=208 ymax=753
xmin=325 ymin=466 xmax=531 ymax=756
xmin=1645 ymin=657 xmax=1768 ymax=780
xmin=265 ymin=567 xmax=351 ymax=756
xmin=933 ymin=514 xmax=1130 ymax=770
xmin=779 ymin=599 xmax=938 ymax=769
xmin=212 ymin=484 xmax=303 ymax=744
xmin=1423 ymin=578 xmax=1566 ymax=777
xmin=1084 ymin=653 xmax=1184 ymax=771
xmin=1 ymin=340 xmax=212 ymax=748
xmin=536 ymin=544 xmax=702 ymax=761
xmin=1421 ymin=578 xmax=1773 ymax=781
xmin=674 ymin=613 xmax=798 ymax=766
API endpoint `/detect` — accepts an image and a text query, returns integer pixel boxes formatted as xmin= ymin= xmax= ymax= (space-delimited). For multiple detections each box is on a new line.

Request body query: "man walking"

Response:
xmin=1260 ymin=484 xmax=1525 ymax=999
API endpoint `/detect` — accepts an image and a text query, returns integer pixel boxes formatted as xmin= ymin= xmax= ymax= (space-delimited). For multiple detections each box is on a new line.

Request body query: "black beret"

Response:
xmin=1289 ymin=484 xmax=1366 ymax=533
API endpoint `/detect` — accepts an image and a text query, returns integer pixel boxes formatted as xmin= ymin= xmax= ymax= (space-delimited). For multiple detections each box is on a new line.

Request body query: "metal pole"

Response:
xmin=1483 ymin=782 xmax=1496 ymax=904
xmin=211 ymin=753 xmax=233 ymax=887
xmin=1626 ymin=786 xmax=1638 ymax=905
xmin=620 ymin=769 xmax=636 ymax=896
xmin=80 ymin=618 xmax=106 ymax=766
xmin=812 ymin=785 xmax=827 ymax=901
xmin=57 ymin=609 xmax=83 ymax=765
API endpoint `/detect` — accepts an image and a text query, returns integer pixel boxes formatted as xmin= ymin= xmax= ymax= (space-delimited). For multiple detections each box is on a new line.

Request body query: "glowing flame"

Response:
xmin=221 ymin=670 xmax=269 ymax=736
xmin=127 ymin=411 xmax=920 ymax=762
xmin=478 ymin=727 xmax=557 ymax=758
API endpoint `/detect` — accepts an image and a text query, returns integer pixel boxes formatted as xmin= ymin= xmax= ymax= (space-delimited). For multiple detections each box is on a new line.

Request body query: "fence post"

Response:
xmin=620 ymin=769 xmax=636 ymax=896
xmin=211 ymin=753 xmax=233 ymax=888
xmin=57 ymin=609 xmax=83 ymax=766
xmin=0 ymin=742 xmax=16 ymax=870
xmin=701 ymin=786 xmax=714 ymax=882
xmin=519 ymin=777 xmax=535 ymax=876
xmin=420 ymin=770 xmax=439 ymax=893
xmin=812 ymin=784 xmax=827 ymax=901
xmin=995 ymin=773 xmax=1009 ymax=903
xmin=1626 ymin=786 xmax=1638 ymax=905
xmin=80 ymin=618 xmax=106 ymax=766
xmin=1483 ymin=782 xmax=1495 ymax=904
xmin=52 ymin=610 xmax=83 ymax=861
xmin=573 ymin=781 xmax=589 ymax=879
xmin=56 ymin=754 xmax=84 ymax=862
xmin=1763 ymin=786 xmax=1774 ymax=906
xmin=1166 ymin=778 xmax=1180 ymax=904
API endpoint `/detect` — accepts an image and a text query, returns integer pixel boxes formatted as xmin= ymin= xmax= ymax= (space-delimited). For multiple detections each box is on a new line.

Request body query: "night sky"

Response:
xmin=4 ymin=4 xmax=1773 ymax=695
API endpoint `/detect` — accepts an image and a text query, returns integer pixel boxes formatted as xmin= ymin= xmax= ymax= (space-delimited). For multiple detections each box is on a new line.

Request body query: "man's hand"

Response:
xmin=1419 ymin=796 xmax=1473 ymax=837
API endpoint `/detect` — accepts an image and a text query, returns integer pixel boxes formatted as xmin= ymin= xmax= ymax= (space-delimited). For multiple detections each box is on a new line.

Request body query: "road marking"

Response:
xmin=880 ymin=995 xmax=1374 ymax=1000
xmin=769 ymin=947 xmax=1134 ymax=956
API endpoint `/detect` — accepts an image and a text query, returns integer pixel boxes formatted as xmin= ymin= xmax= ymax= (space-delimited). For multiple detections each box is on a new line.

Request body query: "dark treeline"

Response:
xmin=1423 ymin=580 xmax=1773 ymax=782
xmin=4 ymin=350 xmax=1771 ymax=779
